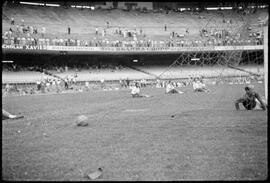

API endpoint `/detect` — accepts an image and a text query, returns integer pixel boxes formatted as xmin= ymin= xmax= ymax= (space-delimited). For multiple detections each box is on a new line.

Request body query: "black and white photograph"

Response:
xmin=2 ymin=0 xmax=268 ymax=181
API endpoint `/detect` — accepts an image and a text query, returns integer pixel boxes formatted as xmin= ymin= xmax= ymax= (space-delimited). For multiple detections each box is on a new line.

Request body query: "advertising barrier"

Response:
xmin=2 ymin=44 xmax=263 ymax=54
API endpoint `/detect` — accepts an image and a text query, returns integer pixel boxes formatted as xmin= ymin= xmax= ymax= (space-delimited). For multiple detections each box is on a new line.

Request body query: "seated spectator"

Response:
xmin=192 ymin=78 xmax=210 ymax=92
xmin=131 ymin=82 xmax=152 ymax=98
xmin=2 ymin=109 xmax=24 ymax=120
xmin=165 ymin=81 xmax=184 ymax=94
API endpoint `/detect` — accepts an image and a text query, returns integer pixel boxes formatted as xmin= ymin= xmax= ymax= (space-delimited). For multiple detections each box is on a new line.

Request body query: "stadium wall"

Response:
xmin=2 ymin=50 xmax=264 ymax=66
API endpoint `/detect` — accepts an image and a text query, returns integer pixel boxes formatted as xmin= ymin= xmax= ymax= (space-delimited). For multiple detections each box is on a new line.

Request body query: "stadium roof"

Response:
xmin=9 ymin=0 xmax=269 ymax=8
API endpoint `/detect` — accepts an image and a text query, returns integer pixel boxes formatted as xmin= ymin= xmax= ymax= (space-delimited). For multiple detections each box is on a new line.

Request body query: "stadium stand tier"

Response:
xmin=2 ymin=3 xmax=268 ymax=47
xmin=2 ymin=2 xmax=268 ymax=88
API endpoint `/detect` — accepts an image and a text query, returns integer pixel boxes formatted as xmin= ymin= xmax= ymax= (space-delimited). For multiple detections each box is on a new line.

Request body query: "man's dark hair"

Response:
xmin=244 ymin=86 xmax=250 ymax=91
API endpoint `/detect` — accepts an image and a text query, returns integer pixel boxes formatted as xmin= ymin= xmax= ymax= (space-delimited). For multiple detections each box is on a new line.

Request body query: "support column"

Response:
xmin=263 ymin=25 xmax=268 ymax=101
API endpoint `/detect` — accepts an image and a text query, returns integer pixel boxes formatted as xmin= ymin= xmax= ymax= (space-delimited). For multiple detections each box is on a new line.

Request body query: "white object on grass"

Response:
xmin=76 ymin=115 xmax=89 ymax=126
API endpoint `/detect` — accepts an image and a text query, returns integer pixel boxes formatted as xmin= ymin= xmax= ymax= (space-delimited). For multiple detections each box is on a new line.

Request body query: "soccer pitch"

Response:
xmin=2 ymin=83 xmax=267 ymax=181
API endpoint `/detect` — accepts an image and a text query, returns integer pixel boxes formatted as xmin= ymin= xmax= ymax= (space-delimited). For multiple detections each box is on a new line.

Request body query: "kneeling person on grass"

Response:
xmin=165 ymin=81 xmax=183 ymax=94
xmin=234 ymin=85 xmax=267 ymax=111
xmin=131 ymin=82 xmax=151 ymax=98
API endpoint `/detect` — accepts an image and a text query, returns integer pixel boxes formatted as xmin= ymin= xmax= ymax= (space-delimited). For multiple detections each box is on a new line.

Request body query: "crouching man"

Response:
xmin=235 ymin=85 xmax=267 ymax=110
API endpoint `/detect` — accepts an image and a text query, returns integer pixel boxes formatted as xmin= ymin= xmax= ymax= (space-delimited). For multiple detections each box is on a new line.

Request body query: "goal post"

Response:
xmin=263 ymin=25 xmax=268 ymax=101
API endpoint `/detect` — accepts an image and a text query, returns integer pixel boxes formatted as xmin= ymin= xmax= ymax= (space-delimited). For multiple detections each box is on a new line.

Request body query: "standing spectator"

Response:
xmin=17 ymin=37 xmax=21 ymax=45
xmin=60 ymin=38 xmax=64 ymax=46
xmin=164 ymin=24 xmax=167 ymax=31
xmin=21 ymin=37 xmax=26 ymax=47
xmin=11 ymin=17 xmax=14 ymax=25
xmin=16 ymin=25 xmax=19 ymax=33
xmin=14 ymin=36 xmax=18 ymax=45
xmin=95 ymin=27 xmax=98 ymax=35
xmin=119 ymin=28 xmax=122 ymax=35
xmin=64 ymin=78 xmax=69 ymax=89
xmin=33 ymin=26 xmax=38 ymax=34
xmin=186 ymin=28 xmax=189 ymax=34
xmin=31 ymin=37 xmax=35 ymax=46
xmin=126 ymin=78 xmax=130 ymax=87
xmin=68 ymin=25 xmax=71 ymax=35
xmin=29 ymin=26 xmax=33 ymax=34
xmin=10 ymin=36 xmax=14 ymax=45
xmin=106 ymin=21 xmax=110 ymax=28
xmin=37 ymin=80 xmax=42 ymax=91
xmin=26 ymin=37 xmax=31 ymax=45
xmin=41 ymin=27 xmax=46 ymax=38
xmin=21 ymin=19 xmax=24 ymax=26
xmin=22 ymin=25 xmax=27 ymax=34
xmin=100 ymin=78 xmax=105 ymax=89
xmin=52 ymin=38 xmax=56 ymax=46
xmin=45 ymin=38 xmax=50 ymax=46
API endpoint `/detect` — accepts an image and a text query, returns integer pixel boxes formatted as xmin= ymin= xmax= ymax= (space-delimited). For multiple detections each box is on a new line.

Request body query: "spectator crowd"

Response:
xmin=2 ymin=12 xmax=264 ymax=50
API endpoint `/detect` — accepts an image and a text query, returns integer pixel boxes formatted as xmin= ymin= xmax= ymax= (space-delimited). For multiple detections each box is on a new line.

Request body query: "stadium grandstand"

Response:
xmin=2 ymin=1 xmax=268 ymax=91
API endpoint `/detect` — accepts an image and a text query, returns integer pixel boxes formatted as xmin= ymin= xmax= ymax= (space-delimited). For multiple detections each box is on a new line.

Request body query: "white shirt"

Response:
xmin=193 ymin=81 xmax=205 ymax=90
xmin=193 ymin=81 xmax=200 ymax=90
xmin=166 ymin=83 xmax=174 ymax=93
xmin=131 ymin=86 xmax=140 ymax=95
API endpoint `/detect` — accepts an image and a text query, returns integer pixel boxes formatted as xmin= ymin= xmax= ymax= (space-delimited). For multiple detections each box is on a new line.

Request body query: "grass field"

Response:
xmin=2 ymin=83 xmax=267 ymax=181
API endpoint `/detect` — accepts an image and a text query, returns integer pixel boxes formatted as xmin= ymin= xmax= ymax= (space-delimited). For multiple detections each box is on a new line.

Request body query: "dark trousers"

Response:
xmin=242 ymin=99 xmax=256 ymax=110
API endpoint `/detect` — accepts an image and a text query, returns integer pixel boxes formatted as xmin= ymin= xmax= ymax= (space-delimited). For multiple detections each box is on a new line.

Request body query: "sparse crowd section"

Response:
xmin=2 ymin=3 xmax=267 ymax=49
xmin=2 ymin=71 xmax=264 ymax=97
